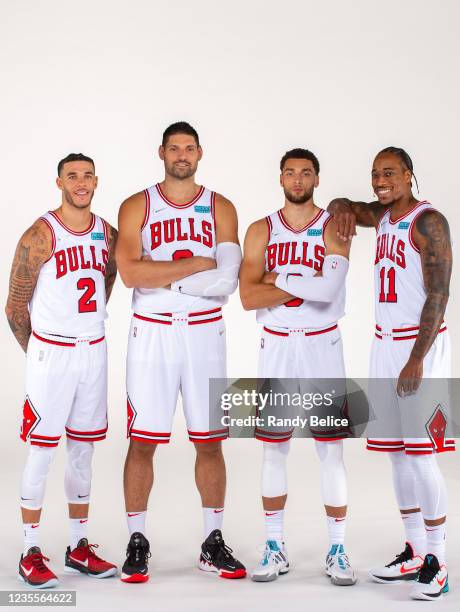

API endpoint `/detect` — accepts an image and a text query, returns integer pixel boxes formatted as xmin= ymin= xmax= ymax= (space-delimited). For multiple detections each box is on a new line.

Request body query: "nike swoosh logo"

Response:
xmin=335 ymin=518 xmax=345 ymax=522
xmin=77 ymin=494 xmax=89 ymax=498
xmin=70 ymin=556 xmax=88 ymax=567
xmin=128 ymin=512 xmax=142 ymax=517
xmin=21 ymin=564 xmax=34 ymax=577
xmin=437 ymin=577 xmax=446 ymax=587
xmin=213 ymin=509 xmax=224 ymax=513
xmin=21 ymin=497 xmax=33 ymax=501
xmin=31 ymin=525 xmax=39 ymax=529
xmin=331 ymin=338 xmax=341 ymax=345
xmin=265 ymin=512 xmax=278 ymax=516
xmin=400 ymin=564 xmax=419 ymax=574
xmin=154 ymin=208 xmax=167 ymax=213
xmin=79 ymin=519 xmax=88 ymax=524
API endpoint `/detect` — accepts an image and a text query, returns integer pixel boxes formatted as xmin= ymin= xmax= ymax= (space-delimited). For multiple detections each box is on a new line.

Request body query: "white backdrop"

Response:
xmin=1 ymin=1 xmax=459 ymax=610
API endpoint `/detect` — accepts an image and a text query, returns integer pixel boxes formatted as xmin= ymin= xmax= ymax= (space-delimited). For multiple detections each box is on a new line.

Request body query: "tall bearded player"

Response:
xmin=239 ymin=149 xmax=356 ymax=586
xmin=116 ymin=122 xmax=245 ymax=582
xmin=5 ymin=154 xmax=118 ymax=588
xmin=329 ymin=147 xmax=454 ymax=601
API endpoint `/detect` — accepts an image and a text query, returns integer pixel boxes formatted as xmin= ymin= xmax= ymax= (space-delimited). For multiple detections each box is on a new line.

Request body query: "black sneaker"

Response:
xmin=198 ymin=529 xmax=246 ymax=579
xmin=120 ymin=532 xmax=151 ymax=583
xmin=410 ymin=554 xmax=449 ymax=600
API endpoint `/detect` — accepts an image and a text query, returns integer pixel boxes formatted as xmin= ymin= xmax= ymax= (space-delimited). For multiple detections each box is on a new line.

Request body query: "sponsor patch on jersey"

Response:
xmin=307 ymin=228 xmax=322 ymax=236
xmin=194 ymin=205 xmax=211 ymax=213
xmin=398 ymin=222 xmax=410 ymax=230
xmin=91 ymin=232 xmax=105 ymax=240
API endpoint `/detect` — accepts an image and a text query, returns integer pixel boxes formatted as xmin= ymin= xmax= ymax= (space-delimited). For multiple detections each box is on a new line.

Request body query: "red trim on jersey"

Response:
xmin=155 ymin=183 xmax=205 ymax=208
xmin=188 ymin=428 xmax=228 ymax=436
xmin=131 ymin=436 xmax=170 ymax=445
xmin=263 ymin=327 xmax=289 ymax=337
xmin=266 ymin=216 xmax=273 ymax=241
xmin=141 ymin=189 xmax=151 ymax=231
xmin=305 ymin=324 xmax=337 ymax=337
xmin=134 ymin=308 xmax=222 ymax=326
xmin=392 ymin=325 xmax=420 ymax=332
xmin=101 ymin=218 xmax=110 ymax=250
xmin=255 ymin=434 xmax=293 ymax=443
xmin=131 ymin=428 xmax=170 ymax=437
xmin=278 ymin=208 xmax=324 ymax=234
xmin=39 ymin=217 xmax=56 ymax=263
xmin=65 ymin=426 xmax=107 ymax=436
xmin=367 ymin=439 xmax=404 ymax=446
xmin=30 ymin=433 xmax=61 ymax=441
xmin=210 ymin=191 xmax=217 ymax=234
xmin=388 ymin=201 xmax=428 ymax=225
xmin=89 ymin=336 xmax=105 ymax=345
xmin=30 ymin=440 xmax=60 ymax=447
xmin=192 ymin=437 xmax=228 ymax=443
xmin=408 ymin=207 xmax=431 ymax=253
xmin=313 ymin=435 xmax=348 ymax=442
xmin=188 ymin=315 xmax=222 ymax=325
xmin=48 ymin=211 xmax=96 ymax=235
xmin=33 ymin=332 xmax=75 ymax=347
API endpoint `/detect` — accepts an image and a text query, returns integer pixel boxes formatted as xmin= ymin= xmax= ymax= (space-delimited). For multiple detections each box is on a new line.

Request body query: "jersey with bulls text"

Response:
xmin=29 ymin=211 xmax=109 ymax=337
xmin=132 ymin=183 xmax=225 ymax=314
xmin=374 ymin=200 xmax=440 ymax=331
xmin=256 ymin=208 xmax=345 ymax=328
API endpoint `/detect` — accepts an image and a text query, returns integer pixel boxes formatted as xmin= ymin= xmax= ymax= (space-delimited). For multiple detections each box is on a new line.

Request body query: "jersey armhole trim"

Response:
xmin=141 ymin=189 xmax=151 ymax=231
xmin=266 ymin=216 xmax=273 ymax=241
xmin=39 ymin=217 xmax=56 ymax=263
xmin=101 ymin=218 xmax=110 ymax=250
xmin=211 ymin=191 xmax=217 ymax=234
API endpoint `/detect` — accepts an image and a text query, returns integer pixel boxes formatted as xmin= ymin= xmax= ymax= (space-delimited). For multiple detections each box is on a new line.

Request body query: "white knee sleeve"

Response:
xmin=406 ymin=454 xmax=448 ymax=521
xmin=389 ymin=451 xmax=419 ymax=510
xmin=315 ymin=440 xmax=347 ymax=507
xmin=64 ymin=439 xmax=94 ymax=504
xmin=21 ymin=445 xmax=56 ymax=510
xmin=261 ymin=441 xmax=290 ymax=498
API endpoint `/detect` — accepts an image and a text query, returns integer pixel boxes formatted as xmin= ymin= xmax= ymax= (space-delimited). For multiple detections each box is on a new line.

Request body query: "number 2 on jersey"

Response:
xmin=77 ymin=278 xmax=97 ymax=313
xmin=379 ymin=266 xmax=397 ymax=302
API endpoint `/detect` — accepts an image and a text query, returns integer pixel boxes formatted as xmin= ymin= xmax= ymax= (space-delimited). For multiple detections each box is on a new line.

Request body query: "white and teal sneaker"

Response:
xmin=326 ymin=544 xmax=357 ymax=586
xmin=251 ymin=541 xmax=289 ymax=582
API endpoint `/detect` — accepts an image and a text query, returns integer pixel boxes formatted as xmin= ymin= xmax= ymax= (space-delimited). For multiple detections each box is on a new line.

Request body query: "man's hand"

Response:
xmin=397 ymin=357 xmax=424 ymax=397
xmin=262 ymin=272 xmax=278 ymax=285
xmin=328 ymin=198 xmax=357 ymax=241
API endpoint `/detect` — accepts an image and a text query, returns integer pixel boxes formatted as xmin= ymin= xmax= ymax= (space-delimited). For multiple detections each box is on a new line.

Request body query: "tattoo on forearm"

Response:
xmin=411 ymin=211 xmax=452 ymax=360
xmin=6 ymin=222 xmax=51 ymax=352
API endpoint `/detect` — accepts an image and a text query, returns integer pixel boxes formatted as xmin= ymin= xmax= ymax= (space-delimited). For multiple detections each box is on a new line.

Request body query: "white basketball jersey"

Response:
xmin=374 ymin=201 xmax=434 ymax=330
xmin=257 ymin=208 xmax=345 ymax=328
xmin=29 ymin=211 xmax=108 ymax=336
xmin=132 ymin=183 xmax=225 ymax=314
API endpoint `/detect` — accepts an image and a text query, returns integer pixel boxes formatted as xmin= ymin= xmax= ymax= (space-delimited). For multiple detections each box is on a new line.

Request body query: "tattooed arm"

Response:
xmin=327 ymin=198 xmax=388 ymax=239
xmin=397 ymin=210 xmax=452 ymax=395
xmin=5 ymin=220 xmax=52 ymax=352
xmin=105 ymin=224 xmax=118 ymax=303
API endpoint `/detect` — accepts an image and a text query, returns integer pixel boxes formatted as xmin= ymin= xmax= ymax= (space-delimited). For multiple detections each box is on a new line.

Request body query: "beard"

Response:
xmin=283 ymin=186 xmax=314 ymax=204
xmin=166 ymin=160 xmax=198 ymax=180
xmin=63 ymin=188 xmax=93 ymax=209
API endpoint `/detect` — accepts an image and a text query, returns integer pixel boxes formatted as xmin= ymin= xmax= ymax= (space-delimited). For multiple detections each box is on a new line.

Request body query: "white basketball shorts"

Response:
xmin=21 ymin=331 xmax=108 ymax=448
xmin=126 ymin=307 xmax=228 ymax=444
xmin=367 ymin=325 xmax=455 ymax=455
xmin=255 ymin=323 xmax=349 ymax=443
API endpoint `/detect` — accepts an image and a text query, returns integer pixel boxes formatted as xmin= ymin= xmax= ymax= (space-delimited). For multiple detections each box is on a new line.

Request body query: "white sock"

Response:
xmin=23 ymin=522 xmax=40 ymax=555
xmin=401 ymin=511 xmax=426 ymax=558
xmin=425 ymin=523 xmax=446 ymax=565
xmin=203 ymin=507 xmax=224 ymax=539
xmin=264 ymin=509 xmax=284 ymax=542
xmin=126 ymin=511 xmax=147 ymax=536
xmin=69 ymin=517 xmax=88 ymax=550
xmin=326 ymin=515 xmax=346 ymax=547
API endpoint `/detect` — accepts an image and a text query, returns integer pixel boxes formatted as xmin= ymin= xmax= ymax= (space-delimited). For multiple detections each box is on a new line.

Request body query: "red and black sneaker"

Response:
xmin=121 ymin=532 xmax=151 ymax=583
xmin=198 ymin=529 xmax=246 ymax=579
xmin=65 ymin=538 xmax=117 ymax=578
xmin=19 ymin=547 xmax=58 ymax=589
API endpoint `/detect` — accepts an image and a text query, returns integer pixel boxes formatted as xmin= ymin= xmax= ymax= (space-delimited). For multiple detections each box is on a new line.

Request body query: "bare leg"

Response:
xmin=194 ymin=442 xmax=226 ymax=508
xmin=124 ymin=440 xmax=157 ymax=511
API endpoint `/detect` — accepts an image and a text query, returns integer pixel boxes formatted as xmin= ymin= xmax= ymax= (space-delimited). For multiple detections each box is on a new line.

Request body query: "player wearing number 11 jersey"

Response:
xmin=6 ymin=153 xmax=118 ymax=587
xmin=328 ymin=147 xmax=454 ymax=601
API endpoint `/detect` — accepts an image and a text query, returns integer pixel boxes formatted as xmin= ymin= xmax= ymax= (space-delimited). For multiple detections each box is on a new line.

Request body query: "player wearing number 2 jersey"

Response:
xmin=5 ymin=154 xmax=118 ymax=588
xmin=240 ymin=148 xmax=356 ymax=586
xmin=328 ymin=147 xmax=453 ymax=601
xmin=116 ymin=122 xmax=245 ymax=583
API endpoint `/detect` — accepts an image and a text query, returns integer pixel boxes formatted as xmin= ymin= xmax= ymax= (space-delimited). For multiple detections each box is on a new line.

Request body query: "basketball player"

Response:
xmin=116 ymin=122 xmax=245 ymax=582
xmin=328 ymin=147 xmax=453 ymax=600
xmin=239 ymin=148 xmax=356 ymax=585
xmin=5 ymin=154 xmax=118 ymax=588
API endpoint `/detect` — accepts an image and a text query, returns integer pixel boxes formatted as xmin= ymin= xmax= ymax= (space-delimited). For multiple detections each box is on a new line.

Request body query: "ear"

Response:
xmin=56 ymin=177 xmax=63 ymax=190
xmin=94 ymin=176 xmax=98 ymax=189
xmin=158 ymin=145 xmax=165 ymax=161
xmin=314 ymin=174 xmax=320 ymax=188
xmin=197 ymin=146 xmax=203 ymax=161
xmin=279 ymin=173 xmax=284 ymax=187
xmin=404 ymin=169 xmax=412 ymax=185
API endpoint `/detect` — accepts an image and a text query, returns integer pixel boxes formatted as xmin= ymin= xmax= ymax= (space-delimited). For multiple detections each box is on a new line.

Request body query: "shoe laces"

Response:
xmin=387 ymin=546 xmax=412 ymax=568
xmin=127 ymin=542 xmax=151 ymax=566
xmin=212 ymin=539 xmax=236 ymax=563
xmin=329 ymin=545 xmax=350 ymax=570
xmin=30 ymin=552 xmax=51 ymax=574
xmin=86 ymin=543 xmax=103 ymax=562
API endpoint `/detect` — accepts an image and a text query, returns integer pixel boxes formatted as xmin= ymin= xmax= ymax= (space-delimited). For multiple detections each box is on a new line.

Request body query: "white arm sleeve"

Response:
xmin=170 ymin=242 xmax=242 ymax=297
xmin=275 ymin=254 xmax=349 ymax=303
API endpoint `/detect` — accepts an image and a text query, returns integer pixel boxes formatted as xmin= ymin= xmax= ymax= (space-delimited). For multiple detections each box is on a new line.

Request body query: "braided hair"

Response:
xmin=377 ymin=146 xmax=419 ymax=192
